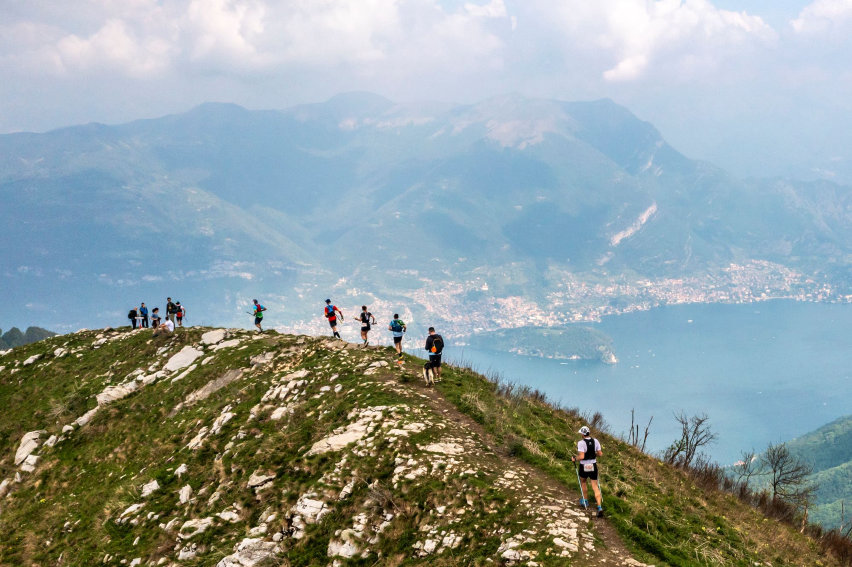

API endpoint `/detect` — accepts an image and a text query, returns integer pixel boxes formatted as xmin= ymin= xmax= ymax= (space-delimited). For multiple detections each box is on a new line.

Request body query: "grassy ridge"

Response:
xmin=434 ymin=365 xmax=847 ymax=566
xmin=0 ymin=328 xmax=847 ymax=566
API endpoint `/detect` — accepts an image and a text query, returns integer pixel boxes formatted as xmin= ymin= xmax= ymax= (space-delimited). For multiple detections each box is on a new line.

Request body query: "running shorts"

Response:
xmin=578 ymin=462 xmax=598 ymax=480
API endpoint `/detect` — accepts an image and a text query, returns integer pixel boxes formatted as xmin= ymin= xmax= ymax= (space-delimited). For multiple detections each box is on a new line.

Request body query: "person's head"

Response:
xmin=253 ymin=299 xmax=258 ymax=304
xmin=326 ymin=298 xmax=331 ymax=304
xmin=153 ymin=308 xmax=159 ymax=313
xmin=176 ymin=301 xmax=181 ymax=305
xmin=362 ymin=305 xmax=367 ymax=311
xmin=579 ymin=426 xmax=591 ymax=437
xmin=141 ymin=302 xmax=145 ymax=306
xmin=167 ymin=297 xmax=171 ymax=301
xmin=393 ymin=313 xmax=399 ymax=319
xmin=428 ymin=326 xmax=435 ymax=334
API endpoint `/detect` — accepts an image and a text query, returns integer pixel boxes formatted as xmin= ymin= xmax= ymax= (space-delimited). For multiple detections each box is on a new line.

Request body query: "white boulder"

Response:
xmin=14 ymin=431 xmax=45 ymax=466
xmin=165 ymin=346 xmax=203 ymax=372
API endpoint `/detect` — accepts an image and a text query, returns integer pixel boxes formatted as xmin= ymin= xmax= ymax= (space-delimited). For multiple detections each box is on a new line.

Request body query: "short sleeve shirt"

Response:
xmin=577 ymin=437 xmax=602 ymax=464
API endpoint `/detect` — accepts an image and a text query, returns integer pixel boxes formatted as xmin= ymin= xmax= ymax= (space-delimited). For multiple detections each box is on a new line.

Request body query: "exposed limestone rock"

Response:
xmin=44 ymin=435 xmax=58 ymax=448
xmin=96 ymin=381 xmax=139 ymax=405
xmin=14 ymin=430 xmax=45 ymax=466
xmin=141 ymin=479 xmax=160 ymax=498
xmin=170 ymin=364 xmax=197 ymax=383
xmin=421 ymin=441 xmax=465 ymax=455
xmin=0 ymin=478 xmax=11 ymax=498
xmin=178 ymin=517 xmax=215 ymax=539
xmin=201 ymin=329 xmax=228 ymax=345
xmin=249 ymin=351 xmax=274 ymax=366
xmin=247 ymin=471 xmax=276 ymax=490
xmin=175 ymin=463 xmax=188 ymax=478
xmin=181 ymin=369 xmax=244 ymax=408
xmin=20 ymin=454 xmax=40 ymax=473
xmin=217 ymin=509 xmax=241 ymax=523
xmin=23 ymin=354 xmax=42 ymax=366
xmin=215 ymin=538 xmax=279 ymax=567
xmin=178 ymin=485 xmax=193 ymax=504
xmin=62 ymin=425 xmax=74 ymax=434
xmin=75 ymin=407 xmax=99 ymax=427
xmin=212 ymin=338 xmax=242 ymax=351
xmin=116 ymin=503 xmax=145 ymax=524
xmin=164 ymin=346 xmax=203 ymax=372
xmin=186 ymin=427 xmax=210 ymax=450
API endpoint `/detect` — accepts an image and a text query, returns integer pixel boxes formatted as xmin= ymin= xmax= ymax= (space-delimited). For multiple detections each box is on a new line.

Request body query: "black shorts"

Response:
xmin=255 ymin=317 xmax=263 ymax=325
xmin=393 ymin=336 xmax=402 ymax=344
xmin=328 ymin=318 xmax=337 ymax=328
xmin=426 ymin=354 xmax=442 ymax=368
xmin=578 ymin=462 xmax=598 ymax=480
xmin=361 ymin=325 xmax=371 ymax=332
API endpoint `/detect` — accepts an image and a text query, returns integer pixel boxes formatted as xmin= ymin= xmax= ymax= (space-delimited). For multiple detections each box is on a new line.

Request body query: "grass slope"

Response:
xmin=0 ymin=327 xmax=846 ymax=566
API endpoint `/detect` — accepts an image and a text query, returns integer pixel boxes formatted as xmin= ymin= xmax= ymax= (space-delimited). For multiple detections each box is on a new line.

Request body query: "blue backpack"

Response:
xmin=390 ymin=320 xmax=403 ymax=333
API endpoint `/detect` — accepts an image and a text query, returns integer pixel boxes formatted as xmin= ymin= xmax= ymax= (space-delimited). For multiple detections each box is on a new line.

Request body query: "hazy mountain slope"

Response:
xmin=785 ymin=415 xmax=852 ymax=529
xmin=4 ymin=93 xmax=852 ymax=331
xmin=0 ymin=328 xmax=847 ymax=566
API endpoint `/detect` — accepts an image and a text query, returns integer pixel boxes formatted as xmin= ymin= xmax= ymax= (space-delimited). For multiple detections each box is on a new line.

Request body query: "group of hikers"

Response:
xmin=321 ymin=299 xmax=444 ymax=386
xmin=124 ymin=294 xmax=604 ymax=515
xmin=127 ymin=298 xmax=185 ymax=334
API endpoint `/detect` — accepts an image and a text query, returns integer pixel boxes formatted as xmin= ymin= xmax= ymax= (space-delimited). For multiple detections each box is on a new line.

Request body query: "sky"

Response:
xmin=2 ymin=0 xmax=852 ymax=181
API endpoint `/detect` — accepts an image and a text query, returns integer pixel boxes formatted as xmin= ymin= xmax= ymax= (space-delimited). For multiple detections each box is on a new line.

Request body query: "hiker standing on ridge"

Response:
xmin=572 ymin=425 xmax=604 ymax=517
xmin=324 ymin=299 xmax=344 ymax=339
xmin=166 ymin=297 xmax=178 ymax=325
xmin=423 ymin=326 xmax=444 ymax=386
xmin=151 ymin=307 xmax=161 ymax=328
xmin=139 ymin=303 xmax=149 ymax=328
xmin=388 ymin=314 xmax=407 ymax=365
xmin=175 ymin=302 xmax=185 ymax=327
xmin=358 ymin=305 xmax=376 ymax=346
xmin=252 ymin=299 xmax=267 ymax=332
xmin=128 ymin=306 xmax=138 ymax=329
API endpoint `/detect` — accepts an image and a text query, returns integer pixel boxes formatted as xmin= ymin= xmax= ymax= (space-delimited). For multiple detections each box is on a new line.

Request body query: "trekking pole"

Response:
xmin=573 ymin=459 xmax=587 ymax=509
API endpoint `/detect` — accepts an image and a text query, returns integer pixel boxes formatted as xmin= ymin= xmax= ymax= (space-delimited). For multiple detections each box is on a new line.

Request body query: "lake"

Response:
xmin=436 ymin=300 xmax=852 ymax=464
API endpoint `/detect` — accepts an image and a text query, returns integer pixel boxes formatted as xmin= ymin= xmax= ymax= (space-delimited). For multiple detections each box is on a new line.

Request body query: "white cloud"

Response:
xmin=537 ymin=0 xmax=776 ymax=82
xmin=791 ymin=0 xmax=852 ymax=35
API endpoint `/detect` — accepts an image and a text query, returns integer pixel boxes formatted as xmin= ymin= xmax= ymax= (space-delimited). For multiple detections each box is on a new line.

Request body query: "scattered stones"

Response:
xmin=212 ymin=339 xmax=242 ymax=352
xmin=175 ymin=463 xmax=188 ymax=478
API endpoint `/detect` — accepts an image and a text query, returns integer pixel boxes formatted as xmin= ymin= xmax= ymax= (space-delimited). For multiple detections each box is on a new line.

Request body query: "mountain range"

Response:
xmin=2 ymin=92 xmax=852 ymax=335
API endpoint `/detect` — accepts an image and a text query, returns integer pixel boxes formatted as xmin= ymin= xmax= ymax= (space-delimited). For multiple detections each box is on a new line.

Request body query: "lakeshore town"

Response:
xmin=272 ymin=259 xmax=848 ymax=342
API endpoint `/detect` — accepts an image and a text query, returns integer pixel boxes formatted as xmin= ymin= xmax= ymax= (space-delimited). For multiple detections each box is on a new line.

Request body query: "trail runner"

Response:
xmin=324 ymin=299 xmax=344 ymax=339
xmin=388 ymin=314 xmax=407 ymax=365
xmin=572 ymin=425 xmax=604 ymax=517
xmin=359 ymin=305 xmax=376 ymax=346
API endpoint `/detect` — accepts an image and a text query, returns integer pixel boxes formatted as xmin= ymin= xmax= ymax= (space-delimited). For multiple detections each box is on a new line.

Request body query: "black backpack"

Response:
xmin=431 ymin=336 xmax=444 ymax=354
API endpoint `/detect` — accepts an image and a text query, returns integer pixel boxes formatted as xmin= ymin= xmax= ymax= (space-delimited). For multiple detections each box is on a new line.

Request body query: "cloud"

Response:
xmin=791 ymin=0 xmax=852 ymax=36
xmin=533 ymin=0 xmax=776 ymax=82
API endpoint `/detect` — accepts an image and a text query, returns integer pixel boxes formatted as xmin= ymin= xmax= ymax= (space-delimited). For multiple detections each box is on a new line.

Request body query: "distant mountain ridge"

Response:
xmin=785 ymin=415 xmax=852 ymax=529
xmin=0 ymin=327 xmax=56 ymax=350
xmin=2 ymin=92 xmax=852 ymax=333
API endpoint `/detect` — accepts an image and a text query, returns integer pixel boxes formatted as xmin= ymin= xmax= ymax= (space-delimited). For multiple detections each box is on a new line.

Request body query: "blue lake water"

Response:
xmin=436 ymin=300 xmax=852 ymax=464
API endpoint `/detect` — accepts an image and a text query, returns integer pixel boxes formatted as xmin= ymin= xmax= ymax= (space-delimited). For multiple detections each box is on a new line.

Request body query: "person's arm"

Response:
xmin=336 ymin=308 xmax=343 ymax=320
xmin=571 ymin=441 xmax=586 ymax=462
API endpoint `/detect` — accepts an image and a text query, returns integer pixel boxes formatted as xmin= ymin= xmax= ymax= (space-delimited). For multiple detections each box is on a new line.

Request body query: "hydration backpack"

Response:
xmin=431 ymin=336 xmax=444 ymax=354
xmin=325 ymin=305 xmax=335 ymax=318
xmin=390 ymin=320 xmax=403 ymax=333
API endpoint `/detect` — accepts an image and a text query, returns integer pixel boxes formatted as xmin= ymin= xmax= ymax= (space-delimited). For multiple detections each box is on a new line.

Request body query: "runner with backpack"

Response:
xmin=358 ymin=305 xmax=376 ymax=346
xmin=324 ymin=299 xmax=344 ymax=339
xmin=251 ymin=299 xmax=267 ymax=332
xmin=388 ymin=314 xmax=406 ymax=365
xmin=423 ymin=327 xmax=444 ymax=386
xmin=572 ymin=425 xmax=604 ymax=517
xmin=166 ymin=298 xmax=178 ymax=325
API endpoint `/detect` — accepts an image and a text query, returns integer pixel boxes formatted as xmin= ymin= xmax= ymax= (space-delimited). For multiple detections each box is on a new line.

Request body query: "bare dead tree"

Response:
xmin=663 ymin=412 xmax=717 ymax=468
xmin=761 ymin=442 xmax=815 ymax=511
xmin=734 ymin=450 xmax=761 ymax=489
xmin=626 ymin=409 xmax=653 ymax=453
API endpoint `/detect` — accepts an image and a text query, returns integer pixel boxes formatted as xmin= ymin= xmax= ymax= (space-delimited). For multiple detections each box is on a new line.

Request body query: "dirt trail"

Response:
xmin=382 ymin=361 xmax=652 ymax=567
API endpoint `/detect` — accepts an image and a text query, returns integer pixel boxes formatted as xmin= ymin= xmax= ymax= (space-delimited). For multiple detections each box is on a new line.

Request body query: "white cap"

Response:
xmin=579 ymin=426 xmax=590 ymax=436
